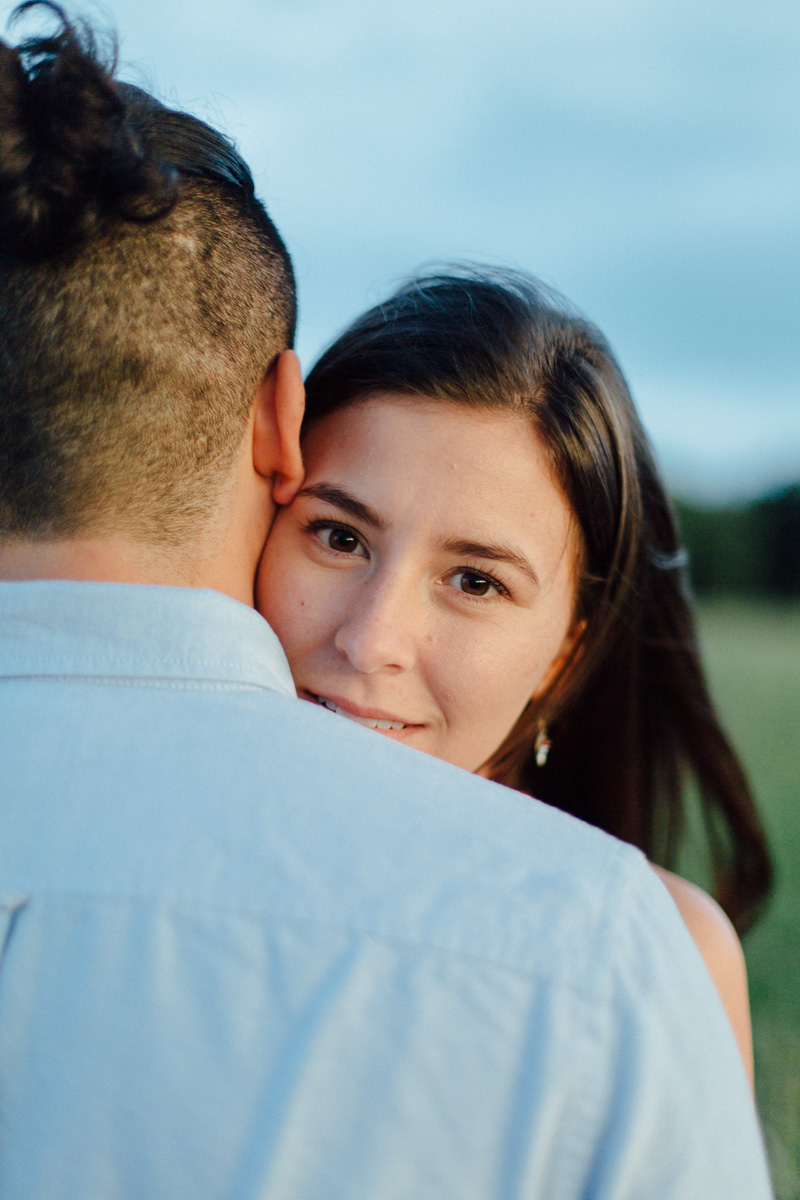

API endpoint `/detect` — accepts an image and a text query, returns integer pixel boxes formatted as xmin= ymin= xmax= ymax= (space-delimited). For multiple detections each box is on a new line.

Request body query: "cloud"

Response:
xmin=2 ymin=0 xmax=797 ymax=496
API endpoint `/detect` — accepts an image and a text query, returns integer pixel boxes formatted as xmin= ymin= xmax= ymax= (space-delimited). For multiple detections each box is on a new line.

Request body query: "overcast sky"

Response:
xmin=7 ymin=0 xmax=799 ymax=499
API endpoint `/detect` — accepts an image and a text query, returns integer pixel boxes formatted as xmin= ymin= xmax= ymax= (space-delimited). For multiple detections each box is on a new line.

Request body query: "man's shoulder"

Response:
xmin=0 ymin=670 xmax=654 ymax=988
xmin=0 ymin=669 xmax=773 ymax=1198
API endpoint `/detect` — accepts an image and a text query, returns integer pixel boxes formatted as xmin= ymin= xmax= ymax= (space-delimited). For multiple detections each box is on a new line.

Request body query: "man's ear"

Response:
xmin=252 ymin=350 xmax=305 ymax=504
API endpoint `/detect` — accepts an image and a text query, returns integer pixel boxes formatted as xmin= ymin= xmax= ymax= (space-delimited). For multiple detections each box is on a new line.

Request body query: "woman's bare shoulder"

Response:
xmin=651 ymin=864 xmax=753 ymax=1088
xmin=651 ymin=866 xmax=743 ymax=965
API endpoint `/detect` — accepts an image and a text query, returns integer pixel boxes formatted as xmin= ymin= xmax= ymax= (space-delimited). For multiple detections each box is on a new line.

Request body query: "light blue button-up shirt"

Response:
xmin=0 ymin=582 xmax=771 ymax=1199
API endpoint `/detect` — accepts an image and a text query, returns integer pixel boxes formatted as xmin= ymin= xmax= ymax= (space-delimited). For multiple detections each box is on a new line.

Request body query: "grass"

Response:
xmin=694 ymin=600 xmax=800 ymax=1199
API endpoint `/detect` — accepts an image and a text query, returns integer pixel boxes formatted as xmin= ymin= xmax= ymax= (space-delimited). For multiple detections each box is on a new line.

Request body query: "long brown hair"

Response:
xmin=304 ymin=267 xmax=772 ymax=933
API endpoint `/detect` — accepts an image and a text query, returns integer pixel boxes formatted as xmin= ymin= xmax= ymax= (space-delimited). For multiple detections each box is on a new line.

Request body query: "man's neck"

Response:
xmin=0 ymin=534 xmax=256 ymax=607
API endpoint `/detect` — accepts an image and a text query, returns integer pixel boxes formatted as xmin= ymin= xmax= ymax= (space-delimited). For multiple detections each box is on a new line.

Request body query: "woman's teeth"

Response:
xmin=315 ymin=695 xmax=407 ymax=731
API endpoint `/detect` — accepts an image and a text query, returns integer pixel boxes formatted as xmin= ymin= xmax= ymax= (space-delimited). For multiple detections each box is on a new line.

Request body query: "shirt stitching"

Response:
xmin=0 ymin=674 xmax=284 ymax=692
xmin=2 ymin=883 xmax=622 ymax=1004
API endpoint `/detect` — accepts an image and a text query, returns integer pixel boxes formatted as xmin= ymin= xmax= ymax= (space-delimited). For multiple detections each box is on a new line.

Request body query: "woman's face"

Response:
xmin=257 ymin=396 xmax=582 ymax=773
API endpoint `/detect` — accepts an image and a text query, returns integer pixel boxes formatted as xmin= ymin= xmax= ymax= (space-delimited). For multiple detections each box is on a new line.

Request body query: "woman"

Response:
xmin=257 ymin=267 xmax=771 ymax=1084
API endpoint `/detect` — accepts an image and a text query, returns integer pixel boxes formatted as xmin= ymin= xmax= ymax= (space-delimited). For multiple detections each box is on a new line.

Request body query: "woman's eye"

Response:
xmin=318 ymin=525 xmax=367 ymax=556
xmin=449 ymin=570 xmax=500 ymax=598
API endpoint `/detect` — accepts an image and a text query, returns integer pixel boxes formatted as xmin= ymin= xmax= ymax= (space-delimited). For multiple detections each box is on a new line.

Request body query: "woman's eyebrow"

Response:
xmin=442 ymin=538 xmax=539 ymax=587
xmin=297 ymin=483 xmax=386 ymax=530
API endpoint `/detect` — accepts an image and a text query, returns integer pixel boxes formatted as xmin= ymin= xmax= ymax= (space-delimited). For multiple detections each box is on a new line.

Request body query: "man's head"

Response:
xmin=0 ymin=3 xmax=303 ymax=593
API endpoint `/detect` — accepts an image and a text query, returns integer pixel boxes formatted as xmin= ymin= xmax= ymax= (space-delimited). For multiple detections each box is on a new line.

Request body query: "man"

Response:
xmin=0 ymin=9 xmax=772 ymax=1198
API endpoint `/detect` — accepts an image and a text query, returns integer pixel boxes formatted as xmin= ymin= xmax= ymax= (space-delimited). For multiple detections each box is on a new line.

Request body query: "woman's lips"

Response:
xmin=302 ymin=690 xmax=421 ymax=733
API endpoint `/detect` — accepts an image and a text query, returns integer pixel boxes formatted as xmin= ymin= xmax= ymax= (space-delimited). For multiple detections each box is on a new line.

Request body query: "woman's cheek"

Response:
xmin=430 ymin=632 xmax=527 ymax=766
xmin=270 ymin=571 xmax=319 ymax=658
xmin=258 ymin=533 xmax=316 ymax=653
xmin=475 ymin=632 xmax=557 ymax=760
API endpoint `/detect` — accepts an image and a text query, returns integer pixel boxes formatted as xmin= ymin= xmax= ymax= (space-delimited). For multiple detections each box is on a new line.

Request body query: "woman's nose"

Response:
xmin=333 ymin=577 xmax=418 ymax=674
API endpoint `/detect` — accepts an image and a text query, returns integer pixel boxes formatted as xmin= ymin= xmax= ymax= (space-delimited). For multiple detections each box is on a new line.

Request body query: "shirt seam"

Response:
xmin=0 ymin=651 xmax=278 ymax=668
xmin=0 ymin=674 xmax=289 ymax=692
xmin=540 ymin=858 xmax=649 ymax=1200
xmin=3 ymin=883 xmax=622 ymax=1006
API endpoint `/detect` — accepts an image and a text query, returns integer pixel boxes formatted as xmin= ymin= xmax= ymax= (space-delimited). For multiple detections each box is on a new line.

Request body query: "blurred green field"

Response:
xmin=695 ymin=601 xmax=800 ymax=1198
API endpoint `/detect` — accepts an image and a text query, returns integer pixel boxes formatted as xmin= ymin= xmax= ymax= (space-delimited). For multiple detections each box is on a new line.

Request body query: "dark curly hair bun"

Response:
xmin=0 ymin=1 xmax=178 ymax=260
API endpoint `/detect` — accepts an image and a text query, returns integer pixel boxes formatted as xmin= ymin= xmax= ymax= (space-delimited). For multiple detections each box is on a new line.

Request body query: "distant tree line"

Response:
xmin=673 ymin=484 xmax=800 ymax=598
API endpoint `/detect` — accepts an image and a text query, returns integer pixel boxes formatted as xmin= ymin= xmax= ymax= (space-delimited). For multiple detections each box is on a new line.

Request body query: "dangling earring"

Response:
xmin=534 ymin=719 xmax=551 ymax=767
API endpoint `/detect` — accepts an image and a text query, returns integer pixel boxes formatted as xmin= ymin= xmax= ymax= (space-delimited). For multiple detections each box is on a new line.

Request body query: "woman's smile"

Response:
xmin=302 ymin=689 xmax=423 ymax=736
xmin=258 ymin=396 xmax=581 ymax=772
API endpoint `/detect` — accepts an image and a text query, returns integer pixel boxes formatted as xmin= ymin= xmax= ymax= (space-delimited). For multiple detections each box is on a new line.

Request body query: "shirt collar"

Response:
xmin=0 ymin=581 xmax=296 ymax=696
